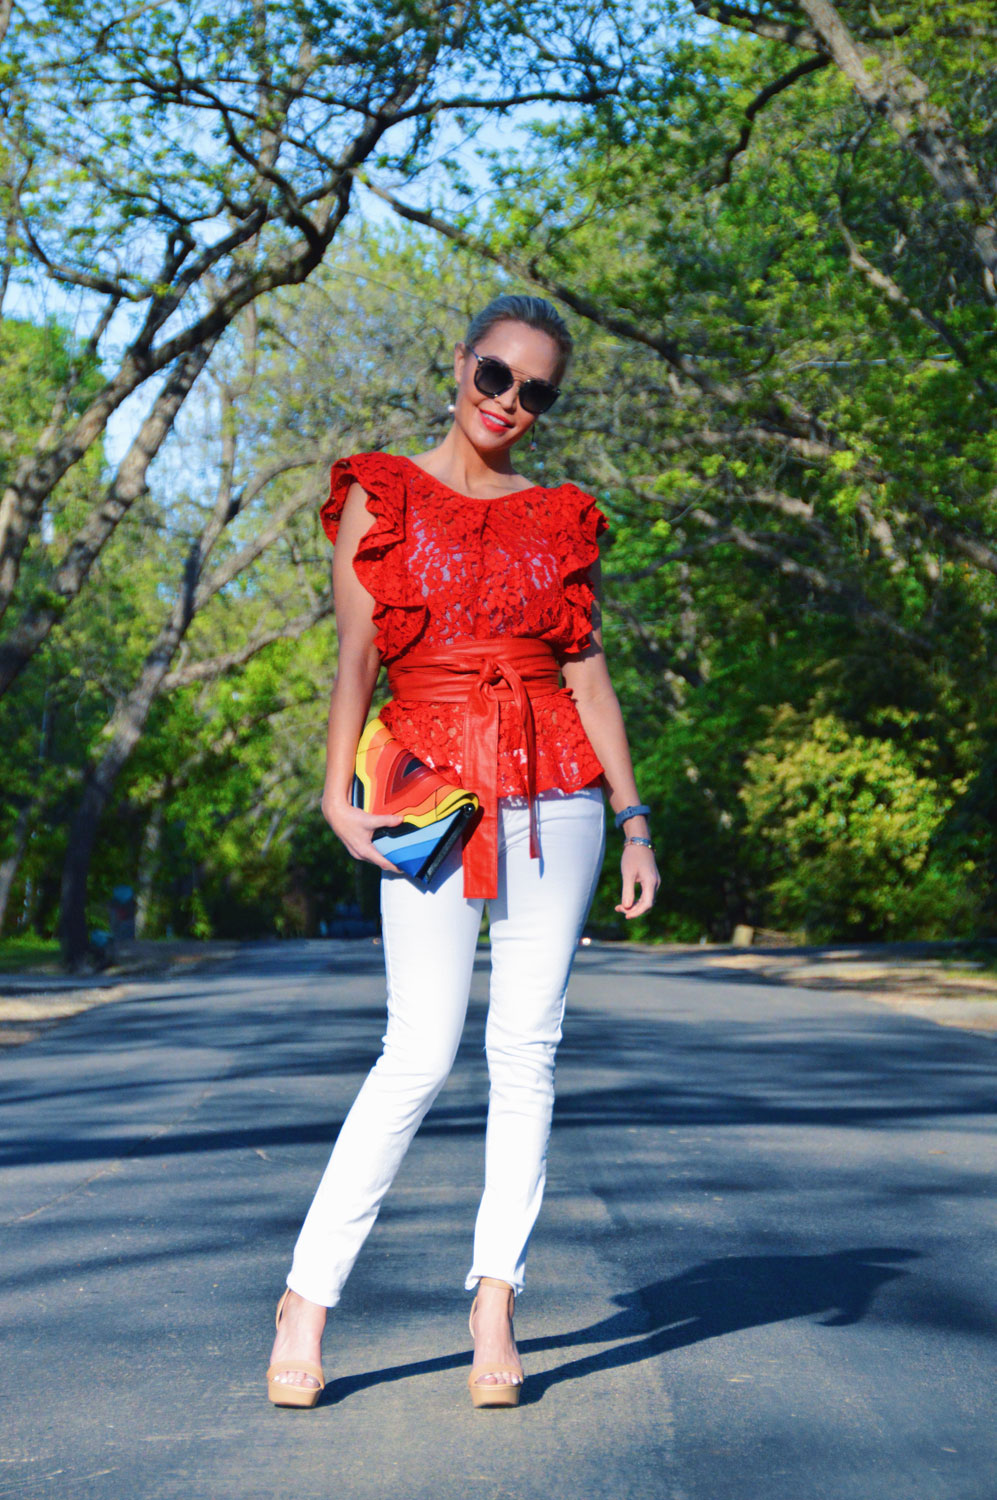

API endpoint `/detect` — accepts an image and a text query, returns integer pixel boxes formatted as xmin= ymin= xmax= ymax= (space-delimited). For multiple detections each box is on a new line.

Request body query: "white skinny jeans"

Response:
xmin=287 ymin=786 xmax=605 ymax=1307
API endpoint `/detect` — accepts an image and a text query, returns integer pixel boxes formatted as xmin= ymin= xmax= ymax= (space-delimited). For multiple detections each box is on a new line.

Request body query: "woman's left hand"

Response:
xmin=615 ymin=843 xmax=660 ymax=920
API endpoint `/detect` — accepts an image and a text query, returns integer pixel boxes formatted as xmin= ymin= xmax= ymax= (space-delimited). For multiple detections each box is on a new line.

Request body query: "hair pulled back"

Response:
xmin=464 ymin=294 xmax=573 ymax=383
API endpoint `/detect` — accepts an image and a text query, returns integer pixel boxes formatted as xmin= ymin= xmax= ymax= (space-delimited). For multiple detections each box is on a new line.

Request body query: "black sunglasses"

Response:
xmin=467 ymin=348 xmax=560 ymax=416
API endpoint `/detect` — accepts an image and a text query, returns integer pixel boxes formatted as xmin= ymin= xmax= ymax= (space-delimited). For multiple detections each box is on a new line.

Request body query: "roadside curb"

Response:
xmin=0 ymin=944 xmax=247 ymax=1049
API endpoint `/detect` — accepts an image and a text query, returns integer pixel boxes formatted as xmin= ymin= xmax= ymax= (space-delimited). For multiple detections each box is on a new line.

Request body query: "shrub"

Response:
xmin=740 ymin=708 xmax=978 ymax=940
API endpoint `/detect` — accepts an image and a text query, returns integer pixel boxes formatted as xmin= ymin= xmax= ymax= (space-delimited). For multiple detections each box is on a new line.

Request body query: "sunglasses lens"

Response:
xmin=519 ymin=381 xmax=559 ymax=415
xmin=473 ymin=356 xmax=513 ymax=397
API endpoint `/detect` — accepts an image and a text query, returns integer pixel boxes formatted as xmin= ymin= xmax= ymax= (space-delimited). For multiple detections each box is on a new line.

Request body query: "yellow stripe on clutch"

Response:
xmin=355 ymin=718 xmax=478 ymax=826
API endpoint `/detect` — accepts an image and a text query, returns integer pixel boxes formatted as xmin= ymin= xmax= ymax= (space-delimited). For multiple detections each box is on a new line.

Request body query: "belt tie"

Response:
xmin=387 ymin=637 xmax=562 ymax=898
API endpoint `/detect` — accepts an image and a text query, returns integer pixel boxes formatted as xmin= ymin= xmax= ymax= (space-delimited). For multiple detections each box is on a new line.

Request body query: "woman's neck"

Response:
xmin=413 ymin=425 xmax=529 ymax=498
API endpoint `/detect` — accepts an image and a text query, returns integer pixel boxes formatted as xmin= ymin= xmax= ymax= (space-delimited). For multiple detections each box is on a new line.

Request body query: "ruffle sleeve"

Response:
xmin=319 ymin=452 xmax=428 ymax=662
xmin=555 ymin=483 xmax=609 ymax=655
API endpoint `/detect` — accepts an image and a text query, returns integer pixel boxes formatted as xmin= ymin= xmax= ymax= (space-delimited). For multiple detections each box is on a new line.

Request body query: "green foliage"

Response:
xmin=0 ymin=317 xmax=106 ymax=523
xmin=0 ymin=936 xmax=61 ymax=971
xmin=462 ymin=8 xmax=997 ymax=942
xmin=740 ymin=707 xmax=979 ymax=940
xmin=4 ymin=7 xmax=997 ymax=948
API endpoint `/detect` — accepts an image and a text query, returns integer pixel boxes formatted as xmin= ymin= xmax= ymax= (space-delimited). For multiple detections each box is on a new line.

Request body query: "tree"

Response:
xmin=0 ymin=0 xmax=638 ymax=695
xmin=52 ymin=224 xmax=516 ymax=960
xmin=7 ymin=8 xmax=997 ymax=948
xmin=694 ymin=1 xmax=997 ymax=287
xmin=54 ymin=301 xmax=338 ymax=962
xmin=740 ymin=706 xmax=977 ymax=939
xmin=370 ymin=3 xmax=997 ymax=601
xmin=0 ymin=317 xmax=105 ymax=934
xmin=362 ymin=8 xmax=997 ymax=936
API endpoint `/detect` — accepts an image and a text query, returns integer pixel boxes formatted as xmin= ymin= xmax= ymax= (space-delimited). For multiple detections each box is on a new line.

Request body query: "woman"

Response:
xmin=267 ymin=294 xmax=659 ymax=1409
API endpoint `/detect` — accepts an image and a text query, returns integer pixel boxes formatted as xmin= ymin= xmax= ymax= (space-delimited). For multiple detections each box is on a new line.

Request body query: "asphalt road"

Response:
xmin=2 ymin=940 xmax=995 ymax=1500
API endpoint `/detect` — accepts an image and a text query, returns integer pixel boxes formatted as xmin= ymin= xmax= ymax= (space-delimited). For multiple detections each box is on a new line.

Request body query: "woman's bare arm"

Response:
xmin=320 ymin=481 xmax=403 ymax=872
xmin=560 ymin=559 xmax=660 ymax=919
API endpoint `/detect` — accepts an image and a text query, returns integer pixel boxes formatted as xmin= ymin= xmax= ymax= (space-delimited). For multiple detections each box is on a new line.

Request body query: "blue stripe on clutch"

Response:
xmin=372 ymin=806 xmax=476 ymax=886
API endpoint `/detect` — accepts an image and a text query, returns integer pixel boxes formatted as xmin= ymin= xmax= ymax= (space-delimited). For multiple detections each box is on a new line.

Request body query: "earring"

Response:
xmin=529 ymin=422 xmax=540 ymax=452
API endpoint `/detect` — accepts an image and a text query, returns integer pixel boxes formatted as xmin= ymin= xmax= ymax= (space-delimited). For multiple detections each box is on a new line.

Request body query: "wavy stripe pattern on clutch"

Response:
xmin=352 ymin=719 xmax=480 ymax=887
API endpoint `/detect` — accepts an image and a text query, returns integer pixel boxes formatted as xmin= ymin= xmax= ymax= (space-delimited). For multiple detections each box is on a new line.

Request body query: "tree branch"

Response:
xmin=797 ymin=0 xmax=997 ymax=283
xmin=724 ymin=523 xmax=924 ymax=643
xmin=714 ymin=54 xmax=829 ymax=185
xmin=837 ymin=217 xmax=994 ymax=398
xmin=361 ymin=178 xmax=775 ymax=412
xmin=192 ymin=476 xmax=324 ymax=613
xmin=160 ymin=597 xmax=335 ymax=691
xmin=0 ymin=20 xmax=454 ymax=679
xmin=692 ymin=2 xmax=824 ymax=52
xmin=0 ymin=340 xmax=218 ymax=694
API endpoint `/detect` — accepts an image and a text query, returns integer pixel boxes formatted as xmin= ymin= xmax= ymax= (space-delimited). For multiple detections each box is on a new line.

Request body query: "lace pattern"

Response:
xmin=321 ymin=451 xmax=609 ymax=796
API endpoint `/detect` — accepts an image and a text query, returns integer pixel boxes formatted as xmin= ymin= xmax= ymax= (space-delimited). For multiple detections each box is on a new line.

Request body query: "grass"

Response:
xmin=0 ymin=935 xmax=61 ymax=972
xmin=939 ymin=941 xmax=997 ymax=978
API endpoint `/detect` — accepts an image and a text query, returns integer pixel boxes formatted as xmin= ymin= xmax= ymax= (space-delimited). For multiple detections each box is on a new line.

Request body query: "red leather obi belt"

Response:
xmin=386 ymin=637 xmax=562 ymax=899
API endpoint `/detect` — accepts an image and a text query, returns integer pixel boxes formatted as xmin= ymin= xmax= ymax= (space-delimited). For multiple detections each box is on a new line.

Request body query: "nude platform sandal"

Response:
xmin=467 ymin=1277 xmax=525 ymax=1409
xmin=267 ymin=1289 xmax=325 ymax=1408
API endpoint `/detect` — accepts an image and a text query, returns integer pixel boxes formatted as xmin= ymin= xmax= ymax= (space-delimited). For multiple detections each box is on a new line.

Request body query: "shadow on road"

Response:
xmin=519 ymin=1247 xmax=918 ymax=1401
xmin=322 ymin=1247 xmax=917 ymax=1407
xmin=4 ymin=966 xmax=995 ymax=1170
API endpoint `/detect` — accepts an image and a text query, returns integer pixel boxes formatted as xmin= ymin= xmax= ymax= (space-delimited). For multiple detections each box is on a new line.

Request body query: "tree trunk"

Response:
xmin=59 ymin=639 xmax=182 ymax=965
xmin=57 ymin=589 xmax=334 ymax=964
xmin=59 ymin=776 xmax=108 ymax=966
xmin=135 ymin=795 xmax=167 ymax=939
xmin=0 ymin=341 xmax=217 ymax=697
xmin=0 ymin=799 xmax=31 ymax=935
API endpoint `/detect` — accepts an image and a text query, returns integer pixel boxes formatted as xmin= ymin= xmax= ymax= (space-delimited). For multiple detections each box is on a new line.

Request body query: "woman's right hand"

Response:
xmin=321 ymin=798 xmax=406 ymax=875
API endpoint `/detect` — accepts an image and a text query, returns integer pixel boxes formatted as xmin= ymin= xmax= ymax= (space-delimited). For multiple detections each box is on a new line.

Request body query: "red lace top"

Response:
xmin=320 ymin=451 xmax=608 ymax=797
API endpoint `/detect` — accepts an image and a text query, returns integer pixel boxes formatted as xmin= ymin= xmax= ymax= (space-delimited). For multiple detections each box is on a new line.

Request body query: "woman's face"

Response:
xmin=452 ymin=320 xmax=561 ymax=455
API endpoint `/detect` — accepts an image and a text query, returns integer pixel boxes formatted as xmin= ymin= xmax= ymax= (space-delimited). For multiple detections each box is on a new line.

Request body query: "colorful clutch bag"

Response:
xmin=352 ymin=718 xmax=480 ymax=887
